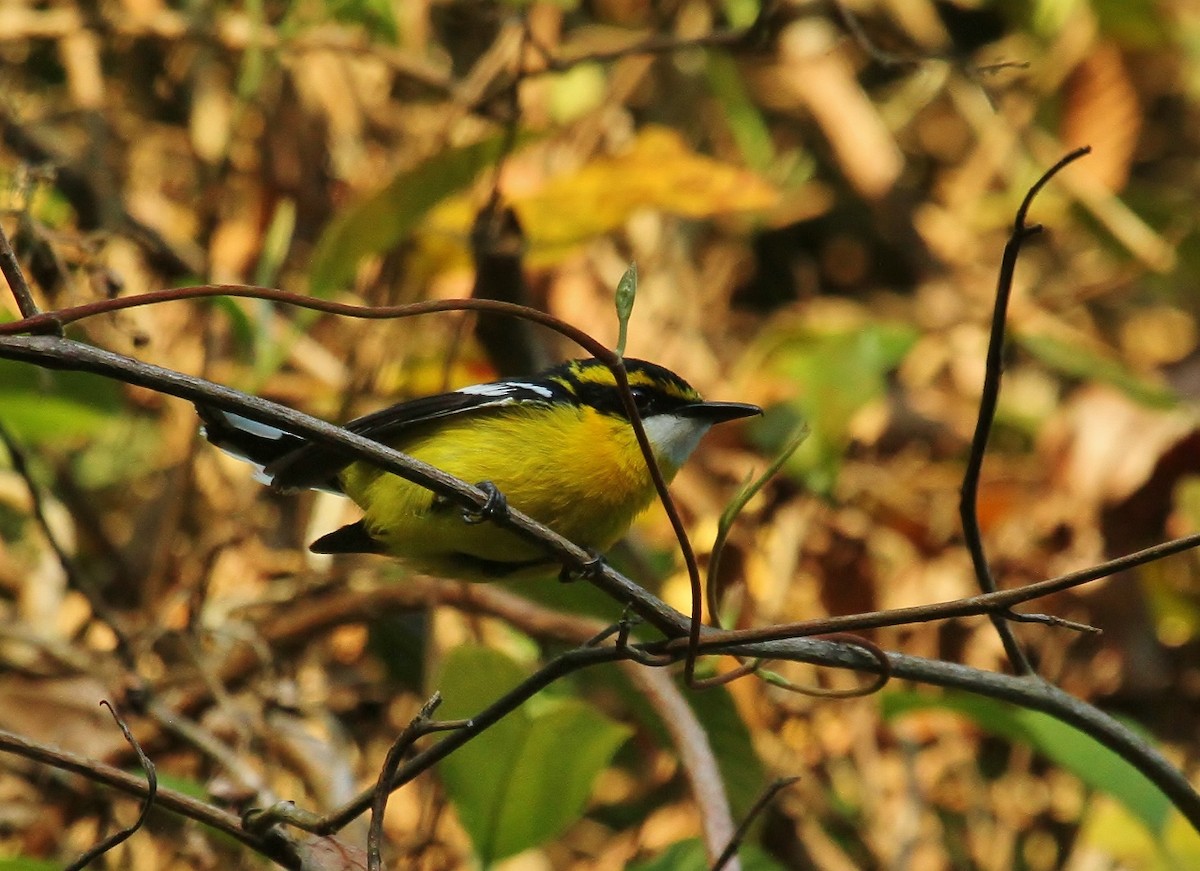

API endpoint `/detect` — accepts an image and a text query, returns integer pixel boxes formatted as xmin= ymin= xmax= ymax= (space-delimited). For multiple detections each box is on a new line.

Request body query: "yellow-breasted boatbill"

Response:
xmin=196 ymin=358 xmax=760 ymax=580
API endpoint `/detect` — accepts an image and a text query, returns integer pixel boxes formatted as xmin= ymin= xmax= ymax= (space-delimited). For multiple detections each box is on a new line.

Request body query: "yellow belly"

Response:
xmin=337 ymin=406 xmax=675 ymax=578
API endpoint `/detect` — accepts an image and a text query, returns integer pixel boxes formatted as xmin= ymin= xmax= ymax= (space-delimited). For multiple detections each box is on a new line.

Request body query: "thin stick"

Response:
xmin=710 ymin=777 xmax=799 ymax=871
xmin=64 ymin=701 xmax=157 ymax=871
xmin=959 ymin=146 xmax=1092 ymax=674
xmin=0 ymin=216 xmax=45 ymax=321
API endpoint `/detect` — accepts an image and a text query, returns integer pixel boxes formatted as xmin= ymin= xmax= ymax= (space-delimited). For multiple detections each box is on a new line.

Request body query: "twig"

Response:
xmin=959 ymin=146 xmax=1092 ymax=675
xmin=0 ymin=215 xmax=45 ymax=321
xmin=710 ymin=776 xmax=799 ymax=871
xmin=64 ymin=701 xmax=157 ymax=871
xmin=367 ymin=694 xmax=467 ymax=871
xmin=756 ymin=633 xmax=892 ymax=699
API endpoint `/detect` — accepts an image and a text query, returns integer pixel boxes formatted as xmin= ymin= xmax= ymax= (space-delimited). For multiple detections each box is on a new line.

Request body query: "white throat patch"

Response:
xmin=641 ymin=414 xmax=712 ymax=470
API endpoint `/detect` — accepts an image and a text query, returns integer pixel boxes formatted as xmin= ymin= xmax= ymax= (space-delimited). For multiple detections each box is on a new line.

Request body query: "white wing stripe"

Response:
xmin=458 ymin=381 xmax=554 ymax=399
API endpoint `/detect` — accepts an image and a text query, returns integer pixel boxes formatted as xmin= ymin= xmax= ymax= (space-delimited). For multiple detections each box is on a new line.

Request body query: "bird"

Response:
xmin=196 ymin=357 xmax=760 ymax=581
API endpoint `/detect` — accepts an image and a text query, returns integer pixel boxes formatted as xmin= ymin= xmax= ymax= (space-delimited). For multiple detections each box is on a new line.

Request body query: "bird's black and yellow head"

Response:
xmin=544 ymin=358 xmax=761 ymax=468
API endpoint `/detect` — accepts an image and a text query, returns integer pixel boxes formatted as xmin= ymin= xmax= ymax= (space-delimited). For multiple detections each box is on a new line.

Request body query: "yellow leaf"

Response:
xmin=515 ymin=126 xmax=778 ymax=259
xmin=410 ymin=127 xmax=779 ymax=274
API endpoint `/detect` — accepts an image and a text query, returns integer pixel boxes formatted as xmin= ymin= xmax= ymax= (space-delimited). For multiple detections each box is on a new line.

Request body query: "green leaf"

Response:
xmin=0 ymin=394 xmax=117 ymax=445
xmin=309 ymin=137 xmax=511 ymax=297
xmin=0 ymin=360 xmax=122 ymax=445
xmin=490 ymin=700 xmax=631 ymax=858
xmin=1018 ymin=333 xmax=1176 ymax=409
xmin=0 ymin=858 xmax=63 ymax=871
xmin=615 ymin=262 xmax=637 ymax=356
xmin=882 ymin=691 xmax=1173 ymax=835
xmin=627 ymin=838 xmax=785 ymax=871
xmin=752 ymin=322 xmax=917 ymax=493
xmin=435 ymin=646 xmax=631 ymax=865
xmin=705 ymin=50 xmax=774 ymax=172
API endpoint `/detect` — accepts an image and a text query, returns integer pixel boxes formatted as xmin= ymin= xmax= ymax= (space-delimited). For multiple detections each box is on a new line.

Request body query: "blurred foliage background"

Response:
xmin=4 ymin=0 xmax=1200 ymax=868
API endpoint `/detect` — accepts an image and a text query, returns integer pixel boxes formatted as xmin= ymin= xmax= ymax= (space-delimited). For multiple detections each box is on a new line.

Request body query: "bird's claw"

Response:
xmin=560 ymin=549 xmax=605 ymax=583
xmin=462 ymin=481 xmax=507 ymax=525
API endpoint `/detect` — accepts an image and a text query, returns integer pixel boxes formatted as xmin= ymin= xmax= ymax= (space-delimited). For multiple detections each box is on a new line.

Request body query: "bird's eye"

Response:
xmin=629 ymin=387 xmax=654 ymax=415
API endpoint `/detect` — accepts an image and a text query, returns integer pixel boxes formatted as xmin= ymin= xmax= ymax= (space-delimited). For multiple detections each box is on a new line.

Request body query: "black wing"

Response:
xmin=263 ymin=379 xmax=564 ymax=490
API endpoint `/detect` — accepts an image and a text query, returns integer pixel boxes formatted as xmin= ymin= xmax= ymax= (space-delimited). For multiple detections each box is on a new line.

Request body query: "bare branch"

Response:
xmin=959 ymin=147 xmax=1092 ymax=674
xmin=64 ymin=701 xmax=157 ymax=871
xmin=0 ymin=216 xmax=44 ymax=321
xmin=711 ymin=777 xmax=799 ymax=871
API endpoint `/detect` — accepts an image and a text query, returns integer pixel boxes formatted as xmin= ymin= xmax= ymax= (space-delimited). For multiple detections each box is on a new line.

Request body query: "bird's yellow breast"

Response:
xmin=337 ymin=405 xmax=677 ymax=576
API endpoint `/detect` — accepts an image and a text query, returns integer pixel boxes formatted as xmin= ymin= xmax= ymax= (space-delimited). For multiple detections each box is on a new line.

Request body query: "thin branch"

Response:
xmin=711 ymin=776 xmax=799 ymax=871
xmin=726 ymin=636 xmax=1200 ymax=832
xmin=368 ymin=694 xmax=466 ymax=871
xmin=0 ymin=215 xmax=45 ymax=321
xmin=0 ymin=332 xmax=688 ymax=638
xmin=682 ymin=530 xmax=1200 ymax=651
xmin=0 ymin=284 xmax=607 ymax=343
xmin=64 ymin=701 xmax=157 ymax=871
xmin=959 ymin=146 xmax=1092 ymax=675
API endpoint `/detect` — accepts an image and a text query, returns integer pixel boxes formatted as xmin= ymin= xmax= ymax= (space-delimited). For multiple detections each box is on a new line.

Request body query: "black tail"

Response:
xmin=197 ymin=405 xmax=339 ymax=491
